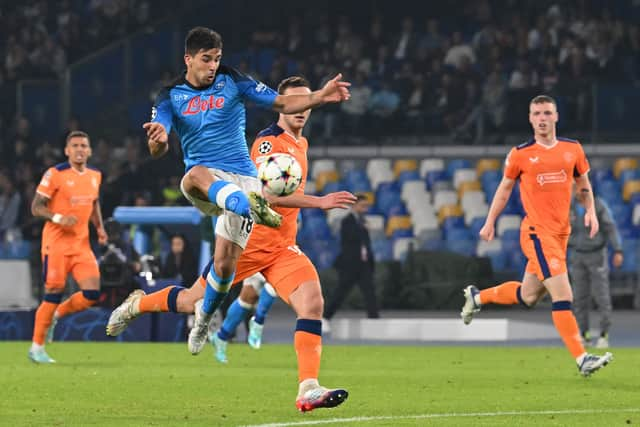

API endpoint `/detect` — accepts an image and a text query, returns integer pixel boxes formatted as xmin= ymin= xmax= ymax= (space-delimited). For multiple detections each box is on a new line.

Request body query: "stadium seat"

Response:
xmin=619 ymin=169 xmax=640 ymax=187
xmin=393 ymin=237 xmax=415 ymax=261
xmin=476 ymin=239 xmax=502 ymax=257
xmin=445 ymin=227 xmax=473 ymax=242
xmin=300 ymin=216 xmax=331 ymax=240
xmin=406 ymin=193 xmax=434 ymax=216
xmin=445 ymin=239 xmax=475 ymax=257
xmin=425 ymin=170 xmax=448 ymax=190
xmin=367 ymin=158 xmax=392 ymax=181
xmin=416 ymin=228 xmax=442 ymax=248
xmin=311 ymin=159 xmax=337 ymax=180
xmin=446 ymin=159 xmax=472 ymax=179
xmin=623 ymin=180 xmax=640 ymax=202
xmin=398 ymin=170 xmax=421 ymax=186
xmin=453 ymin=168 xmax=477 ymax=190
xmin=372 ymin=238 xmax=393 ymax=262
xmin=438 ymin=204 xmax=463 ymax=224
xmin=468 ymin=216 xmax=486 ymax=237
xmin=364 ymin=214 xmax=385 ymax=239
xmin=496 ymin=214 xmax=521 ymax=236
xmin=326 ymin=208 xmax=350 ymax=236
xmin=393 ymin=159 xmax=418 ymax=177
xmin=322 ymin=180 xmax=344 ymax=195
xmin=476 ymin=158 xmax=501 ymax=177
xmin=305 ymin=180 xmax=317 ymax=195
xmin=386 ymin=215 xmax=412 ymax=237
xmin=609 ymin=202 xmax=632 ymax=228
xmin=509 ymin=251 xmax=528 ymax=273
xmin=619 ymin=239 xmax=639 ymax=272
xmin=315 ymin=170 xmax=339 ymax=193
xmin=412 ymin=213 xmax=439 ymax=235
xmin=458 ymin=180 xmax=482 ymax=199
xmin=419 ymin=158 xmax=445 ymax=178
xmin=461 ymin=190 xmax=487 ymax=211
xmin=487 ymin=250 xmax=509 ymax=271
xmin=632 ymin=204 xmax=640 ymax=226
xmin=343 ymin=169 xmax=371 ymax=193
xmin=501 ymin=229 xmax=521 ymax=252
xmin=464 ymin=203 xmax=489 ymax=226
xmin=401 ymin=180 xmax=428 ymax=203
xmin=613 ymin=157 xmax=638 ymax=179
xmin=433 ymin=190 xmax=458 ymax=211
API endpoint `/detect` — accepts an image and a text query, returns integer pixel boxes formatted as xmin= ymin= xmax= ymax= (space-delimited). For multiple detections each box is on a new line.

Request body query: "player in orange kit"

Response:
xmin=29 ymin=131 xmax=107 ymax=363
xmin=460 ymin=95 xmax=613 ymax=376
xmin=107 ymin=76 xmax=355 ymax=411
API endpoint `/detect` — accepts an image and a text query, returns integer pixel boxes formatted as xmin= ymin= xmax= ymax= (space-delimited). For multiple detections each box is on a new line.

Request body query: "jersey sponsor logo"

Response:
xmin=529 ymin=156 xmax=539 ymax=163
xmin=70 ymin=195 xmax=94 ymax=206
xmin=536 ymin=170 xmax=567 ymax=186
xmin=182 ymin=95 xmax=225 ymax=116
xmin=258 ymin=141 xmax=272 ymax=154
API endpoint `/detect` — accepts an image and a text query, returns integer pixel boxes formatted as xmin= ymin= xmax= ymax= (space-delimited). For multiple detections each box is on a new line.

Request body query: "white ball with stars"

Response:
xmin=258 ymin=153 xmax=302 ymax=196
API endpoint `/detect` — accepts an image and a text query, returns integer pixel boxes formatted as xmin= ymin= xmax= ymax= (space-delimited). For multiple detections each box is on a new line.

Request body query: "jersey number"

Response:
xmin=241 ymin=217 xmax=254 ymax=234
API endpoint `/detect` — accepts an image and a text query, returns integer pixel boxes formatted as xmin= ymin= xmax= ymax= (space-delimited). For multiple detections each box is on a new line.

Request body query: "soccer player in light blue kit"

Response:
xmin=142 ymin=27 xmax=351 ymax=354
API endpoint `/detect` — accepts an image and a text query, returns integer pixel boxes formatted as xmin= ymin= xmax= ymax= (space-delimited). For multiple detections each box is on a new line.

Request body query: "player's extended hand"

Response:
xmin=59 ymin=215 xmax=78 ymax=227
xmin=319 ymin=73 xmax=351 ymax=104
xmin=319 ymin=191 xmax=357 ymax=210
xmin=612 ymin=252 xmax=624 ymax=268
xmin=142 ymin=122 xmax=168 ymax=143
xmin=478 ymin=222 xmax=495 ymax=241
xmin=584 ymin=209 xmax=599 ymax=238
xmin=97 ymin=227 xmax=108 ymax=245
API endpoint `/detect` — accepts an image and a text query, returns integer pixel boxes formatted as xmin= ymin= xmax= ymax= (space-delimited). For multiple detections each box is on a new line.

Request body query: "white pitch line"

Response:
xmin=241 ymin=408 xmax=640 ymax=427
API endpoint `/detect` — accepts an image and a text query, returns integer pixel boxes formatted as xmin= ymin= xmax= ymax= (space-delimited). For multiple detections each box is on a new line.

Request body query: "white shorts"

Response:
xmin=180 ymin=168 xmax=261 ymax=249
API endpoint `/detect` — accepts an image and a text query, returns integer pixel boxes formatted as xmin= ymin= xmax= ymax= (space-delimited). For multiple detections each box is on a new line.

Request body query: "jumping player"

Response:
xmin=141 ymin=27 xmax=350 ymax=354
xmin=29 ymin=131 xmax=107 ymax=363
xmin=109 ymin=76 xmax=355 ymax=411
xmin=460 ymin=95 xmax=613 ymax=376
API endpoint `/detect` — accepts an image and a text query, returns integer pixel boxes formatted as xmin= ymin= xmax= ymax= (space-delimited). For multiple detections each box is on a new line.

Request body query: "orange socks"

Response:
xmin=551 ymin=301 xmax=585 ymax=358
xmin=479 ymin=281 xmax=521 ymax=305
xmin=32 ymin=294 xmax=62 ymax=345
xmin=56 ymin=290 xmax=100 ymax=318
xmin=138 ymin=286 xmax=174 ymax=313
xmin=294 ymin=319 xmax=322 ymax=382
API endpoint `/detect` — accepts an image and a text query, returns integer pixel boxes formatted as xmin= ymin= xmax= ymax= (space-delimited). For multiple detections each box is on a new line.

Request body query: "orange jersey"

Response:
xmin=246 ymin=123 xmax=309 ymax=255
xmin=36 ymin=162 xmax=102 ymax=255
xmin=504 ymin=137 xmax=589 ymax=235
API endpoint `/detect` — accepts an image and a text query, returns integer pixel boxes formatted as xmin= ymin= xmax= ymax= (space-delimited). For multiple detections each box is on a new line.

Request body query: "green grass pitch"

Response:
xmin=1 ymin=342 xmax=639 ymax=426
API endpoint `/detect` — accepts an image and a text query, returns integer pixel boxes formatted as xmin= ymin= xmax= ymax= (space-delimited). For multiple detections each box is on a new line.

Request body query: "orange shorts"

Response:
xmin=235 ymin=245 xmax=319 ymax=303
xmin=42 ymin=250 xmax=100 ymax=289
xmin=520 ymin=227 xmax=568 ymax=281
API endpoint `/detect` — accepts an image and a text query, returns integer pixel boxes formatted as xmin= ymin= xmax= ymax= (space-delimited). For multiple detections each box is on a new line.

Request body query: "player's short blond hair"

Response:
xmin=530 ymin=95 xmax=557 ymax=107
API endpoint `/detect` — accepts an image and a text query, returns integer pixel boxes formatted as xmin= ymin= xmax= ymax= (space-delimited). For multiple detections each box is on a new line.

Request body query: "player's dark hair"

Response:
xmin=185 ymin=27 xmax=223 ymax=55
xmin=66 ymin=130 xmax=90 ymax=144
xmin=530 ymin=94 xmax=556 ymax=107
xmin=355 ymin=193 xmax=370 ymax=203
xmin=277 ymin=76 xmax=311 ymax=95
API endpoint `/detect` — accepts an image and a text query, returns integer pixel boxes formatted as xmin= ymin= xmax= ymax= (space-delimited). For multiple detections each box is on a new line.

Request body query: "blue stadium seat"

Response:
xmin=469 ymin=216 xmax=486 ymax=237
xmin=391 ymin=228 xmax=413 ymax=239
xmin=487 ymin=251 xmax=509 ymax=272
xmin=426 ymin=170 xmax=448 ymax=191
xmin=6 ymin=240 xmax=31 ymax=259
xmin=444 ymin=226 xmax=473 ymax=241
xmin=315 ymin=250 xmax=337 ymax=271
xmin=398 ymin=170 xmax=420 ymax=185
xmin=619 ymin=239 xmax=638 ymax=272
xmin=619 ymin=169 xmax=640 ymax=186
xmin=301 ymin=208 xmax=324 ymax=220
xmin=300 ymin=216 xmax=331 ymax=240
xmin=501 ymin=229 xmax=520 ymax=252
xmin=445 ymin=239 xmax=476 ymax=257
xmin=322 ymin=180 xmax=344 ymax=195
xmin=609 ymin=202 xmax=632 ymax=228
xmin=509 ymin=251 xmax=528 ymax=273
xmin=598 ymin=180 xmax=623 ymax=204
xmin=372 ymin=238 xmax=393 ymax=261
xmin=386 ymin=203 xmax=408 ymax=217
xmin=420 ymin=237 xmax=443 ymax=251
xmin=441 ymin=216 xmax=465 ymax=231
xmin=344 ymin=170 xmax=371 ymax=193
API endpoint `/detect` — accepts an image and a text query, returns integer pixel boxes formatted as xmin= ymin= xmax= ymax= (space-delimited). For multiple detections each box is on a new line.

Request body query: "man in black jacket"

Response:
xmin=324 ymin=194 xmax=379 ymax=325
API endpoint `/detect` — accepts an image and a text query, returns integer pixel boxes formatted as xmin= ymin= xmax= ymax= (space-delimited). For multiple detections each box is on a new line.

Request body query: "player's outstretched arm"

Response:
xmin=272 ymin=74 xmax=351 ymax=114
xmin=142 ymin=122 xmax=169 ymax=158
xmin=31 ymin=193 xmax=77 ymax=226
xmin=574 ymin=173 xmax=599 ymax=238
xmin=479 ymin=177 xmax=515 ymax=241
xmin=266 ymin=191 xmax=357 ymax=210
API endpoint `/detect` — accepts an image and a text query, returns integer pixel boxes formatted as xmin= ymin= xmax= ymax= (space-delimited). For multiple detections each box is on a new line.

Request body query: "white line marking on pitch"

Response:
xmin=241 ymin=408 xmax=640 ymax=427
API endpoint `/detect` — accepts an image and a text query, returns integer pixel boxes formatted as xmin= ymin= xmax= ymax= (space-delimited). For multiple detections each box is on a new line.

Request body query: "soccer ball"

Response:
xmin=258 ymin=153 xmax=303 ymax=196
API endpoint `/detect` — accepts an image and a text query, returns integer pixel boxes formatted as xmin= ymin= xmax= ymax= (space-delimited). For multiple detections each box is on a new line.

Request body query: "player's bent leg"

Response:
xmin=182 ymin=166 xmax=251 ymax=218
xmin=248 ymin=192 xmax=282 ymax=227
xmin=289 ymin=280 xmax=348 ymax=412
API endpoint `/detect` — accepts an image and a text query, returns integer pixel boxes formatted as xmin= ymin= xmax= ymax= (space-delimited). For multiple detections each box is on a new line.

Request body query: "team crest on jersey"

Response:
xmin=151 ymin=106 xmax=157 ymax=120
xmin=258 ymin=141 xmax=272 ymax=154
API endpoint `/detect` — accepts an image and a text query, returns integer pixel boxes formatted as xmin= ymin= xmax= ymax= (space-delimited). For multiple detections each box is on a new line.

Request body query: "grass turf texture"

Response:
xmin=1 ymin=342 xmax=638 ymax=426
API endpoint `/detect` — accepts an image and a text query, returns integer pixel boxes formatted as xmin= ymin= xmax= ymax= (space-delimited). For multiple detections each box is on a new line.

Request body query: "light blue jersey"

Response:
xmin=151 ymin=66 xmax=278 ymax=176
